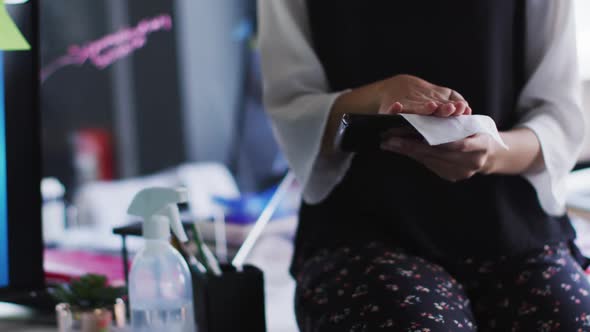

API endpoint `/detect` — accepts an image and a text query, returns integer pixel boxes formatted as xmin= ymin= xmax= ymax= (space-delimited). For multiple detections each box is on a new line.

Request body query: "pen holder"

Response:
xmin=192 ymin=264 xmax=267 ymax=332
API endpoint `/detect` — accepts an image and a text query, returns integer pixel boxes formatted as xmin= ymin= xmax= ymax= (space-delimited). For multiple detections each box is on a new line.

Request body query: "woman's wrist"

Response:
xmin=484 ymin=128 xmax=544 ymax=175
xmin=322 ymin=82 xmax=384 ymax=153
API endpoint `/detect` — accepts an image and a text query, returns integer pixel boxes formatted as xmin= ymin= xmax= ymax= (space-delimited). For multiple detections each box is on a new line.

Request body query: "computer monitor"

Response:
xmin=0 ymin=0 xmax=44 ymax=298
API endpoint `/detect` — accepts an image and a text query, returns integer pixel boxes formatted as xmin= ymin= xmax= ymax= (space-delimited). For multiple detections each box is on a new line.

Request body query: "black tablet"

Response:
xmin=335 ymin=113 xmax=420 ymax=152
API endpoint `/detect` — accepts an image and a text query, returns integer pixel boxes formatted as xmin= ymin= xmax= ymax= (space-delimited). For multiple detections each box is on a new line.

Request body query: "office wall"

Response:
xmin=581 ymin=83 xmax=590 ymax=162
xmin=40 ymin=1 xmax=116 ymax=188
xmin=577 ymin=0 xmax=590 ymax=162
xmin=128 ymin=0 xmax=185 ymax=175
xmin=174 ymin=0 xmax=283 ymax=191
xmin=175 ymin=0 xmax=248 ymax=164
xmin=40 ymin=0 xmax=186 ymax=190
xmin=40 ymin=0 xmax=281 ymax=194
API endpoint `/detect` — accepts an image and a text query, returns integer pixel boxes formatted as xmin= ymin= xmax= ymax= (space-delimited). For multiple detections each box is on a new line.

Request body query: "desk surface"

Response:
xmin=1 ymin=234 xmax=300 ymax=332
xmin=0 ymin=321 xmax=55 ymax=332
xmin=0 ymin=302 xmax=55 ymax=331
xmin=570 ymin=207 xmax=590 ymax=221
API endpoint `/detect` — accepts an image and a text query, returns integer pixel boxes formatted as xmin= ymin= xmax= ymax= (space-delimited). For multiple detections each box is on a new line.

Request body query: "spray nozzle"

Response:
xmin=127 ymin=187 xmax=189 ymax=243
xmin=164 ymin=204 xmax=188 ymax=242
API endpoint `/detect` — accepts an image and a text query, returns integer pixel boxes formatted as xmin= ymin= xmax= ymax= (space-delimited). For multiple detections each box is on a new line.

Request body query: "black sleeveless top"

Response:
xmin=292 ymin=0 xmax=580 ymax=275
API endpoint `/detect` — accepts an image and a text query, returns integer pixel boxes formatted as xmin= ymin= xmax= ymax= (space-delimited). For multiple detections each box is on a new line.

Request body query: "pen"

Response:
xmin=191 ymin=223 xmax=222 ymax=276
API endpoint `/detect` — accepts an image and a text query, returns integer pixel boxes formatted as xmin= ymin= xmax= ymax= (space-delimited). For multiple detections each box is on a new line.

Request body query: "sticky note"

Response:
xmin=0 ymin=0 xmax=30 ymax=50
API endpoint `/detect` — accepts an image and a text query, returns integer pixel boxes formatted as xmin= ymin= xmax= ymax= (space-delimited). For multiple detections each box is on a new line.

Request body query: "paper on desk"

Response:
xmin=400 ymin=114 xmax=509 ymax=149
xmin=0 ymin=0 xmax=30 ymax=51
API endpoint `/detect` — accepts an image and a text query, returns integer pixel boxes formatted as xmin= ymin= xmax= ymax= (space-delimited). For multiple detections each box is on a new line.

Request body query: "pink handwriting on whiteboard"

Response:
xmin=41 ymin=14 xmax=173 ymax=83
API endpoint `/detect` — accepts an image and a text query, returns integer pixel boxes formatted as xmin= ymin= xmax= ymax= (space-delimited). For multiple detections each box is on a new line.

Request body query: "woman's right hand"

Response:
xmin=325 ymin=74 xmax=470 ymax=153
xmin=377 ymin=74 xmax=471 ymax=117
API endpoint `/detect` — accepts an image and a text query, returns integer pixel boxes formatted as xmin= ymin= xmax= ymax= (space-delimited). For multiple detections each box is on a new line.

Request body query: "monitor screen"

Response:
xmin=0 ymin=50 xmax=6 ymax=288
xmin=0 ymin=0 xmax=43 ymax=296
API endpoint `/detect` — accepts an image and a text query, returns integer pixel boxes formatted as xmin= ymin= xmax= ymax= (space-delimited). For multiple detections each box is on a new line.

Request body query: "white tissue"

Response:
xmin=400 ymin=114 xmax=509 ymax=150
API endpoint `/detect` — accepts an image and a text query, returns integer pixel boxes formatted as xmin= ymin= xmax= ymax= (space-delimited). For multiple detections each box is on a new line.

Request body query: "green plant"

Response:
xmin=50 ymin=274 xmax=126 ymax=311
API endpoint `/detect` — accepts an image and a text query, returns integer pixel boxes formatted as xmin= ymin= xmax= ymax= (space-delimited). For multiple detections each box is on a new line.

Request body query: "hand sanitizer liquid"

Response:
xmin=129 ymin=239 xmax=196 ymax=332
xmin=131 ymin=301 xmax=194 ymax=332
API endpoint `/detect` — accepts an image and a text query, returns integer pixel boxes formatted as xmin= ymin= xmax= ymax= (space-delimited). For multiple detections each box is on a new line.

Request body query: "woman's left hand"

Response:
xmin=381 ymin=134 xmax=501 ymax=182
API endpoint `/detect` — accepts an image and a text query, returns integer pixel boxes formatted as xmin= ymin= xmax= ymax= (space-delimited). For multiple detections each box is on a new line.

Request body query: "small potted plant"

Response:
xmin=51 ymin=274 xmax=126 ymax=332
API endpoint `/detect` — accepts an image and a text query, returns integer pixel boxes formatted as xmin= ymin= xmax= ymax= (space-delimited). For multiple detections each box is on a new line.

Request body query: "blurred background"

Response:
xmin=38 ymin=1 xmax=300 ymax=330
xmin=40 ymin=0 xmax=282 ymax=193
xmin=18 ymin=0 xmax=590 ymax=331
xmin=39 ymin=0 xmax=298 ymax=250
xmin=576 ymin=0 xmax=590 ymax=161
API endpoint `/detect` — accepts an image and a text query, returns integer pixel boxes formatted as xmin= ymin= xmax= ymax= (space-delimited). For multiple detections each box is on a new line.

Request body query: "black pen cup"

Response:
xmin=192 ymin=264 xmax=267 ymax=332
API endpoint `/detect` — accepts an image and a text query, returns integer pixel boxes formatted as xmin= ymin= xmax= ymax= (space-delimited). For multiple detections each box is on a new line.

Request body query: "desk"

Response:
xmin=0 ymin=321 xmax=55 ymax=332
xmin=571 ymin=207 xmax=590 ymax=221
xmin=0 ymin=303 xmax=55 ymax=332
xmin=570 ymin=207 xmax=590 ymax=262
xmin=0 ymin=234 xmax=300 ymax=332
xmin=0 ymin=325 xmax=54 ymax=332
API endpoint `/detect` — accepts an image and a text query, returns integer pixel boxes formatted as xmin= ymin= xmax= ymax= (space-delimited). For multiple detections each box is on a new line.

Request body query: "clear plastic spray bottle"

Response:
xmin=127 ymin=187 xmax=196 ymax=332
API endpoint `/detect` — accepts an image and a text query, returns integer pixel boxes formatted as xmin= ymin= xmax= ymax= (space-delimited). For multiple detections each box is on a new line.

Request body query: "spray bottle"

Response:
xmin=127 ymin=187 xmax=196 ymax=332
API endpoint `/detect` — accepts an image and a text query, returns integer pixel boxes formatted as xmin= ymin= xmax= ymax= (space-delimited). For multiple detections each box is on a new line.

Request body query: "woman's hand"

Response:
xmin=377 ymin=75 xmax=472 ymax=117
xmin=324 ymin=74 xmax=472 ymax=153
xmin=381 ymin=134 xmax=500 ymax=182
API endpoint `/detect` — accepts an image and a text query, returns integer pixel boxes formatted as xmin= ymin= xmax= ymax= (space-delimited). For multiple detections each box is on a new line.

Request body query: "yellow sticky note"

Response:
xmin=0 ymin=0 xmax=30 ymax=50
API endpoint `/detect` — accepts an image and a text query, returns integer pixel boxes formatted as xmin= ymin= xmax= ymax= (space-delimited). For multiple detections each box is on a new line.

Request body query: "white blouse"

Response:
xmin=258 ymin=0 xmax=586 ymax=216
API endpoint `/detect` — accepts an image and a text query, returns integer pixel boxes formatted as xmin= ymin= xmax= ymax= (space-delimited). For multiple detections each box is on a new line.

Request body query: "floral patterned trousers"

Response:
xmin=295 ymin=242 xmax=590 ymax=331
